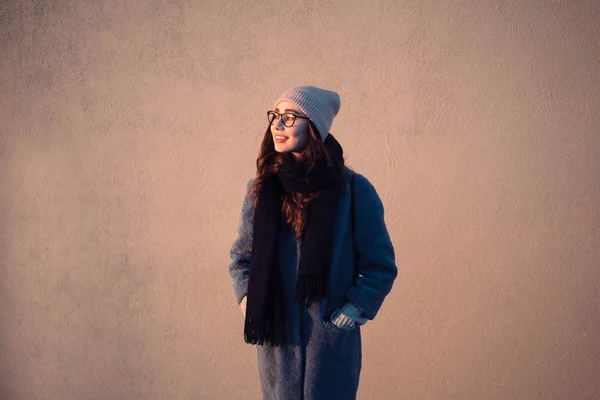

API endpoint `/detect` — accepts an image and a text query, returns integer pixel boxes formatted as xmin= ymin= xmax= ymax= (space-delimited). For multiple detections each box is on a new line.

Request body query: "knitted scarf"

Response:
xmin=244 ymin=134 xmax=344 ymax=346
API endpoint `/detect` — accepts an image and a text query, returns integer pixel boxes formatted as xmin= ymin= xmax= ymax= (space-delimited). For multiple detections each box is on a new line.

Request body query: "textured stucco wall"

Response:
xmin=1 ymin=0 xmax=599 ymax=399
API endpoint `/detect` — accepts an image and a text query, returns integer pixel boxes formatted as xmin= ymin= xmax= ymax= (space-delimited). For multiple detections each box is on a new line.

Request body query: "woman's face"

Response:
xmin=270 ymin=101 xmax=310 ymax=160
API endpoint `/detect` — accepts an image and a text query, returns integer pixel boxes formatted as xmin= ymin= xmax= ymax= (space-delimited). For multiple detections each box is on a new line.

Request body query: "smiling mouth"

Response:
xmin=274 ymin=135 xmax=289 ymax=140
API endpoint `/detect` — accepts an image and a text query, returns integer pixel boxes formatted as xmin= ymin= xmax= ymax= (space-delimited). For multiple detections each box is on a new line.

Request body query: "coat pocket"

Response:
xmin=320 ymin=317 xmax=355 ymax=334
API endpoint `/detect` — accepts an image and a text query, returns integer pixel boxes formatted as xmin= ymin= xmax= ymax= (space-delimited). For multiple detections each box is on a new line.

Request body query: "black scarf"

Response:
xmin=244 ymin=134 xmax=344 ymax=346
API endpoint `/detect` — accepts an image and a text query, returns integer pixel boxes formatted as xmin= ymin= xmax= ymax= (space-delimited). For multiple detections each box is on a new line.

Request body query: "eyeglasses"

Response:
xmin=267 ymin=110 xmax=310 ymax=127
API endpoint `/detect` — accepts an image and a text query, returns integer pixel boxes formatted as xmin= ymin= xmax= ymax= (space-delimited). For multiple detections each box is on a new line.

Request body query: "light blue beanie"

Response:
xmin=273 ymin=85 xmax=341 ymax=142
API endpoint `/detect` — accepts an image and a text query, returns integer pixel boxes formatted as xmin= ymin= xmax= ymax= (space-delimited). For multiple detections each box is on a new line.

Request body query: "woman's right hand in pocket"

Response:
xmin=240 ymin=296 xmax=247 ymax=317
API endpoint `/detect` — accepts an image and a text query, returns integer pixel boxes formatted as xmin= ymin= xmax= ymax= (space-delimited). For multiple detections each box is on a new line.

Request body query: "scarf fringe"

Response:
xmin=295 ymin=270 xmax=330 ymax=307
xmin=244 ymin=317 xmax=284 ymax=347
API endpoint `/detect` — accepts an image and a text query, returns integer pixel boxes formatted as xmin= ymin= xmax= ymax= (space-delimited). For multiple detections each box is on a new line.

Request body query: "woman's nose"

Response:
xmin=274 ymin=118 xmax=285 ymax=129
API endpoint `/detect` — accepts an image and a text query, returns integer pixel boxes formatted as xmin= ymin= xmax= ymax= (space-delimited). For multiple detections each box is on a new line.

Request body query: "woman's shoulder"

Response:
xmin=343 ymin=166 xmax=376 ymax=191
xmin=236 ymin=178 xmax=256 ymax=217
xmin=242 ymin=177 xmax=256 ymax=199
xmin=343 ymin=166 xmax=382 ymax=204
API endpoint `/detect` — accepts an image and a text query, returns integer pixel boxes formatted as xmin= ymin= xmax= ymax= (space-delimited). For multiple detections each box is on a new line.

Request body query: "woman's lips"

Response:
xmin=274 ymin=135 xmax=289 ymax=143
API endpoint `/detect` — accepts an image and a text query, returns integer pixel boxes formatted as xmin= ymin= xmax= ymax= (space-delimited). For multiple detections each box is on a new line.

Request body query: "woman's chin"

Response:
xmin=273 ymin=144 xmax=288 ymax=153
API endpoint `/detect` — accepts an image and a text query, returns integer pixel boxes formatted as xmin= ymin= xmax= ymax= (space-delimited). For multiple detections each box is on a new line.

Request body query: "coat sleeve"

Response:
xmin=345 ymin=174 xmax=398 ymax=320
xmin=228 ymin=179 xmax=255 ymax=305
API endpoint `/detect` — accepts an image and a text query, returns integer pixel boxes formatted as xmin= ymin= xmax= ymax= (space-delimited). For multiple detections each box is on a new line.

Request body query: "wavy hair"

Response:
xmin=249 ymin=122 xmax=345 ymax=238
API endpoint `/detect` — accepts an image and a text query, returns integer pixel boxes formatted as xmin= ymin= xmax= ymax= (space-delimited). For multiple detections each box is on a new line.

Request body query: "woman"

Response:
xmin=228 ymin=85 xmax=397 ymax=400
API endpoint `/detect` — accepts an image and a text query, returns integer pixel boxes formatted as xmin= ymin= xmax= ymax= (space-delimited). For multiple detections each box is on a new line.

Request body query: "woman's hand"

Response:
xmin=331 ymin=303 xmax=368 ymax=331
xmin=331 ymin=312 xmax=355 ymax=331
xmin=240 ymin=296 xmax=247 ymax=317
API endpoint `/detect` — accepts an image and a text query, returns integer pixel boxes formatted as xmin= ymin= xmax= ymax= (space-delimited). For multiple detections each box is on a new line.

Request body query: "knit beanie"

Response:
xmin=273 ymin=85 xmax=341 ymax=142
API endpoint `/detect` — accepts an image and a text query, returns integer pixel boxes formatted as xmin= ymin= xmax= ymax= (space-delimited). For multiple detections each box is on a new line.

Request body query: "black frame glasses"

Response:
xmin=267 ymin=110 xmax=310 ymax=127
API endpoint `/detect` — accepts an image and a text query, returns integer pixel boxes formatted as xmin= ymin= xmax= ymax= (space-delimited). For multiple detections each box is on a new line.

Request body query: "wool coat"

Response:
xmin=229 ymin=167 xmax=397 ymax=400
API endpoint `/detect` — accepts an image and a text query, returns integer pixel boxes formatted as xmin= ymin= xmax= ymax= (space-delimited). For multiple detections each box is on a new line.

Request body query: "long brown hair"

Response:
xmin=249 ymin=122 xmax=345 ymax=238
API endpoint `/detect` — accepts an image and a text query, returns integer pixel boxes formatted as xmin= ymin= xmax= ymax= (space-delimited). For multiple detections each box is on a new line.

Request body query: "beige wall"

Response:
xmin=1 ymin=0 xmax=599 ymax=398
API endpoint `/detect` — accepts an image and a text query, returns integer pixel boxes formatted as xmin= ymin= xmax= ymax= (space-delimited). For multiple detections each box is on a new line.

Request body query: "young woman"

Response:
xmin=228 ymin=85 xmax=397 ymax=400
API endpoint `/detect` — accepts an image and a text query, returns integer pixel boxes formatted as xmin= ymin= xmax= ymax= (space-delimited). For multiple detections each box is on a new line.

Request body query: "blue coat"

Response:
xmin=229 ymin=167 xmax=397 ymax=400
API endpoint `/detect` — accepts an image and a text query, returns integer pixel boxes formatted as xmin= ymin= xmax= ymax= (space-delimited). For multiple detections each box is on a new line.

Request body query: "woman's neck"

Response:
xmin=291 ymin=151 xmax=304 ymax=162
